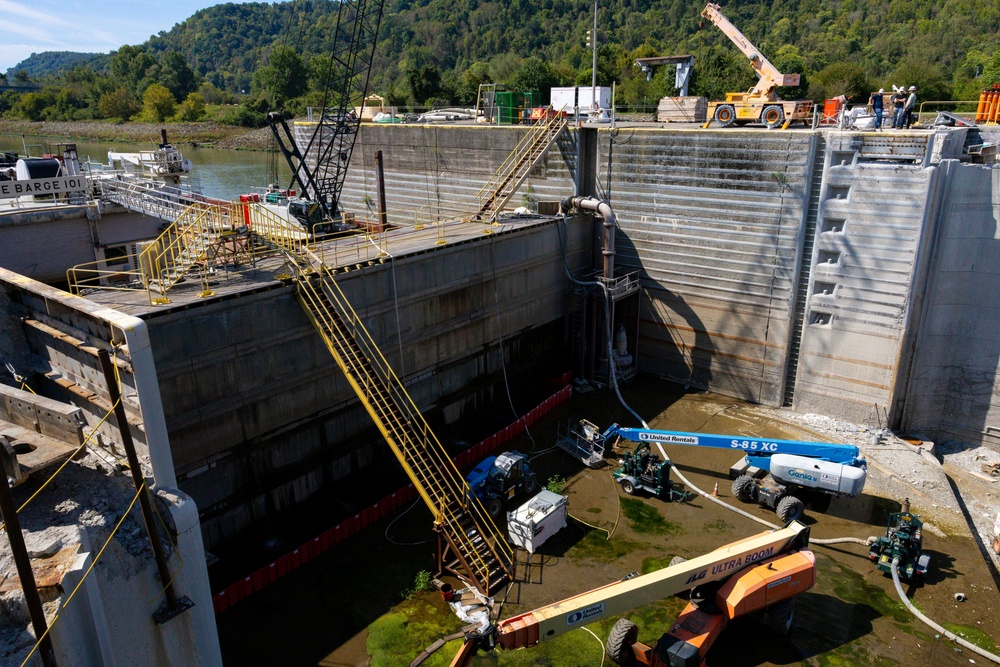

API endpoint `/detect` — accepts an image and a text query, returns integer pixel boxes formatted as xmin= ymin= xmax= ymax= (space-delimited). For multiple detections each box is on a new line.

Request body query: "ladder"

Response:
xmin=474 ymin=108 xmax=568 ymax=221
xmin=296 ymin=267 xmax=513 ymax=595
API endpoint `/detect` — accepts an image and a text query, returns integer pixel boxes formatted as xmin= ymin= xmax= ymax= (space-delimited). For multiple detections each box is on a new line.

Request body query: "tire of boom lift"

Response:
xmin=621 ymin=479 xmax=636 ymax=495
xmin=606 ymin=618 xmax=638 ymax=666
xmin=764 ymin=598 xmax=795 ymax=635
xmin=776 ymin=495 xmax=805 ymax=523
xmin=732 ymin=474 xmax=756 ymax=503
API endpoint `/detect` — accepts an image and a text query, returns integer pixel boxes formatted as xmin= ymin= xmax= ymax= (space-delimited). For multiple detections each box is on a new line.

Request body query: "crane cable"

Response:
xmin=891 ymin=557 xmax=1000 ymax=664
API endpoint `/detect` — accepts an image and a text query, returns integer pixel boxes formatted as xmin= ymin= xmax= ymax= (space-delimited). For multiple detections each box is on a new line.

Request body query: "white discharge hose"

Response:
xmin=891 ymin=557 xmax=1000 ymax=664
xmin=650 ymin=442 xmax=872 ymax=547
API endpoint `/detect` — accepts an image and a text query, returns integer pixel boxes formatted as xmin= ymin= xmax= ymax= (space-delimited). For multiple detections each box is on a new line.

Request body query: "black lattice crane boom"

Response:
xmin=267 ymin=0 xmax=385 ymax=223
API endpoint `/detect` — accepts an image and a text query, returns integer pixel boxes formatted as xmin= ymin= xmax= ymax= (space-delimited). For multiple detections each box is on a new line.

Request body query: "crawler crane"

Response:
xmin=700 ymin=2 xmax=813 ymax=129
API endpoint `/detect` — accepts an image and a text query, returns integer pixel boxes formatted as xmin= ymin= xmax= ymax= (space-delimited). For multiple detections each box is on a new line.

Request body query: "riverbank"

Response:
xmin=0 ymin=120 xmax=272 ymax=150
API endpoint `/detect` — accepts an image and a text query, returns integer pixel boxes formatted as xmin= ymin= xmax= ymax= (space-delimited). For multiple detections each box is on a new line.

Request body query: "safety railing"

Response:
xmin=474 ymin=107 xmax=568 ymax=221
xmin=138 ymin=202 xmax=235 ymax=303
xmin=915 ymin=100 xmax=980 ymax=126
xmin=242 ymin=202 xmax=308 ymax=255
xmin=66 ymin=254 xmax=146 ymax=296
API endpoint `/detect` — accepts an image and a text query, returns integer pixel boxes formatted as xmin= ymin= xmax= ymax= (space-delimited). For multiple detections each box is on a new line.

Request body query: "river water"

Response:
xmin=0 ymin=134 xmax=292 ymax=201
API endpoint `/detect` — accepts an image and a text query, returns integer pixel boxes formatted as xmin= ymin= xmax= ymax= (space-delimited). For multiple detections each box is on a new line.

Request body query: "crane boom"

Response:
xmin=496 ymin=521 xmax=809 ymax=649
xmin=267 ymin=0 xmax=385 ymax=223
xmin=700 ymin=2 xmax=798 ymax=98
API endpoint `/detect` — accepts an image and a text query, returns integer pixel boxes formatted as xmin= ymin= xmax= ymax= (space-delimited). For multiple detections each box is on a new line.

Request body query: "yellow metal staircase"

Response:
xmin=474 ymin=108 xmax=568 ymax=221
xmin=296 ymin=266 xmax=513 ymax=595
xmin=138 ymin=203 xmax=234 ymax=294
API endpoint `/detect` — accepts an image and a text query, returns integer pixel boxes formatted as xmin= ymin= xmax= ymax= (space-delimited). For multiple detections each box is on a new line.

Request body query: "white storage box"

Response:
xmin=506 ymin=490 xmax=568 ymax=553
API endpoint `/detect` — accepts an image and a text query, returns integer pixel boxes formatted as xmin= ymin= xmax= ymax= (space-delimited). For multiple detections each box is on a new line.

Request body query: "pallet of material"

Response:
xmin=657 ymin=96 xmax=708 ymax=123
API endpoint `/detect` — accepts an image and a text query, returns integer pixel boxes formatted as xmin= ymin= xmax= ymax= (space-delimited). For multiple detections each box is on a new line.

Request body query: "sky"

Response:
xmin=0 ymin=0 xmax=249 ymax=73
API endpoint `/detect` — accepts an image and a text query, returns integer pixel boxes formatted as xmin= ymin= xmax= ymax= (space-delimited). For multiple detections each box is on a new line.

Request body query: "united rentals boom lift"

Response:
xmin=700 ymin=2 xmax=813 ymax=129
xmin=449 ymin=521 xmax=815 ymax=666
xmin=600 ymin=423 xmax=867 ymax=522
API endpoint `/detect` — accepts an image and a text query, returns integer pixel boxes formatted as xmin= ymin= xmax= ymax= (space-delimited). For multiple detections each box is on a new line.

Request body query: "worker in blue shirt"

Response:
xmin=869 ymin=88 xmax=885 ymax=130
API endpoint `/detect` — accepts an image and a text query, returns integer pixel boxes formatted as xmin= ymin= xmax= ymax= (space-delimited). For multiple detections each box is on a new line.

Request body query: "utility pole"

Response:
xmin=591 ymin=0 xmax=598 ymax=111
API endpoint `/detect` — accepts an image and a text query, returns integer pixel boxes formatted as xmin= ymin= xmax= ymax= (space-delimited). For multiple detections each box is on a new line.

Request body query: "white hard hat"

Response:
xmin=878 ymin=88 xmax=884 ymax=93
xmin=909 ymin=86 xmax=916 ymax=91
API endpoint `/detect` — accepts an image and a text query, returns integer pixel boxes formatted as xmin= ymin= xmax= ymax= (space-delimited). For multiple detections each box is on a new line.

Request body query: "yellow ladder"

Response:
xmin=296 ymin=267 xmax=513 ymax=595
xmin=474 ymin=108 xmax=568 ymax=221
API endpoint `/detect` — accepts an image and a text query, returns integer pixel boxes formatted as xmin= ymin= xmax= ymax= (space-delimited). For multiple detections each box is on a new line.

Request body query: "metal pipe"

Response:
xmin=374 ymin=150 xmax=388 ymax=229
xmin=560 ymin=196 xmax=617 ymax=280
xmin=97 ymin=349 xmax=180 ymax=616
xmin=0 ymin=477 xmax=57 ymax=666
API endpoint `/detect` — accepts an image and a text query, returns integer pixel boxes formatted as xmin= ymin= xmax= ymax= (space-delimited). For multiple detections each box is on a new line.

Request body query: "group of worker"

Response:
xmin=868 ymin=85 xmax=918 ymax=130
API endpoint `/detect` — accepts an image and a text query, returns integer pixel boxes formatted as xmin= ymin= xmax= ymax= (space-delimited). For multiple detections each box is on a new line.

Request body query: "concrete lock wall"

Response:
xmin=903 ymin=161 xmax=1000 ymax=448
xmin=148 ymin=218 xmax=592 ymax=547
xmin=336 ymin=123 xmax=579 ymax=222
xmin=791 ymin=133 xmax=940 ymax=424
xmin=599 ymin=128 xmax=816 ymax=406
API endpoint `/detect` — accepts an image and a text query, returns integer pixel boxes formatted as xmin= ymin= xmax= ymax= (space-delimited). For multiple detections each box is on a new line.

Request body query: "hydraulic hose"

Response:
xmin=891 ymin=557 xmax=1000 ymax=664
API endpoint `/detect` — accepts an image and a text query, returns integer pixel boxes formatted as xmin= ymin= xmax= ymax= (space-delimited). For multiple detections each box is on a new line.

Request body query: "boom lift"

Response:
xmin=267 ymin=0 xmax=385 ymax=233
xmin=600 ymin=423 xmax=867 ymax=522
xmin=699 ymin=2 xmax=813 ymax=129
xmin=476 ymin=521 xmax=815 ymax=666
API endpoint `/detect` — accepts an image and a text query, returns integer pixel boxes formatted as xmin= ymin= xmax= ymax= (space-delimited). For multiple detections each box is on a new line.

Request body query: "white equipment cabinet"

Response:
xmin=506 ymin=490 xmax=568 ymax=553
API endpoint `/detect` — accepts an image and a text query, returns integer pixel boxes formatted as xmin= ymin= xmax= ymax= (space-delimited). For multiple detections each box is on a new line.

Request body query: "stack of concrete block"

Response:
xmin=657 ymin=96 xmax=708 ymax=123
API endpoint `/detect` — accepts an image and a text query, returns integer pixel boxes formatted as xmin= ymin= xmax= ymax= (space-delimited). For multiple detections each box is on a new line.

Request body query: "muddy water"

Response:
xmin=215 ymin=378 xmax=1000 ymax=666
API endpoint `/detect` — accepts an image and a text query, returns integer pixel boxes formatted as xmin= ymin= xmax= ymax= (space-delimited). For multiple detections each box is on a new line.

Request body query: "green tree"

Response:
xmin=12 ymin=71 xmax=30 ymax=83
xmin=889 ymin=60 xmax=950 ymax=103
xmin=158 ymin=52 xmax=198 ymax=101
xmin=510 ymin=57 xmax=558 ymax=96
xmin=178 ymin=92 xmax=206 ymax=121
xmin=405 ymin=65 xmax=442 ymax=105
xmin=98 ymin=88 xmax=140 ymax=122
xmin=15 ymin=92 xmax=49 ymax=120
xmin=110 ymin=45 xmax=156 ymax=93
xmin=198 ymin=81 xmax=227 ymax=105
xmin=251 ymin=45 xmax=308 ymax=109
xmin=141 ymin=83 xmax=176 ymax=122
xmin=808 ymin=62 xmax=872 ymax=104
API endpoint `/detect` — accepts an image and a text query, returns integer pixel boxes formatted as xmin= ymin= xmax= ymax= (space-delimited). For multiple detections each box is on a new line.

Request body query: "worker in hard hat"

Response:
xmin=892 ymin=86 xmax=907 ymax=128
xmin=869 ymin=88 xmax=885 ymax=130
xmin=902 ymin=85 xmax=917 ymax=129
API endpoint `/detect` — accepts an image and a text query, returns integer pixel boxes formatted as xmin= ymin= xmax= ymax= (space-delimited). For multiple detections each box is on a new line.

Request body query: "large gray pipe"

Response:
xmin=560 ymin=196 xmax=616 ymax=280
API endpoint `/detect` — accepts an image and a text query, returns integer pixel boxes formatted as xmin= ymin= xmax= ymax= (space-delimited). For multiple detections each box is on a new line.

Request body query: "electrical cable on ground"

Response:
xmin=580 ymin=626 xmax=607 ymax=667
xmin=385 ymin=498 xmax=429 ymax=546
xmin=20 ymin=486 xmax=143 ymax=667
xmin=891 ymin=557 xmax=1000 ymax=664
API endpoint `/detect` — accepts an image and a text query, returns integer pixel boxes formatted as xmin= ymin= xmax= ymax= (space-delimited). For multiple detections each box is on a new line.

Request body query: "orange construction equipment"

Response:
xmin=446 ymin=522 xmax=814 ymax=666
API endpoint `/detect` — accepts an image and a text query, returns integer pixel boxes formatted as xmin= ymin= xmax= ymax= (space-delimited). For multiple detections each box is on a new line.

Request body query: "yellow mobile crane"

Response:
xmin=700 ymin=2 xmax=813 ymax=129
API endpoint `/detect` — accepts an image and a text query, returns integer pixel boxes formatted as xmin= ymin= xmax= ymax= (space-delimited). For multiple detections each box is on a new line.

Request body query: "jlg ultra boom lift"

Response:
xmin=449 ymin=521 xmax=815 ymax=666
xmin=700 ymin=2 xmax=813 ymax=129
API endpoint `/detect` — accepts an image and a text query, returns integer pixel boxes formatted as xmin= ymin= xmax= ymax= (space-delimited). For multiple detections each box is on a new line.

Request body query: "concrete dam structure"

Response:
xmin=339 ymin=122 xmax=1000 ymax=450
xmin=2 ymin=121 xmax=999 ymax=563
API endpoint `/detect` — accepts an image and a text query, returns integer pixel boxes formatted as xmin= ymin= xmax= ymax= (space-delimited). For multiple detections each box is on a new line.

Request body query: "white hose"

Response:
xmin=891 ymin=557 xmax=1000 ymax=664
xmin=653 ymin=442 xmax=872 ymax=548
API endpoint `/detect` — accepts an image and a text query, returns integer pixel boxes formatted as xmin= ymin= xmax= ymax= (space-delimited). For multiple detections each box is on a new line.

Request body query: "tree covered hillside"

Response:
xmin=3 ymin=0 xmax=1000 ymax=123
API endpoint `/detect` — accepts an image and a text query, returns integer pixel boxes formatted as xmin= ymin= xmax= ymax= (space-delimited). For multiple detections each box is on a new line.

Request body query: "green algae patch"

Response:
xmin=585 ymin=507 xmax=602 ymax=514
xmin=943 ymin=622 xmax=999 ymax=653
xmin=822 ymin=558 xmax=909 ymax=624
xmin=367 ymin=593 xmax=465 ymax=667
xmin=640 ymin=555 xmax=676 ymax=574
xmin=702 ymin=519 xmax=732 ymax=533
xmin=811 ymin=644 xmax=899 ymax=667
xmin=620 ymin=498 xmax=683 ymax=536
xmin=568 ymin=529 xmax=643 ymax=562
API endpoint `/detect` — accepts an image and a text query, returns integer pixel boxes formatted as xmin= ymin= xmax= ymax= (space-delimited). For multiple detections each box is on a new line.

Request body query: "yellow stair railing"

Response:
xmin=138 ymin=202 xmax=236 ymax=303
xmin=296 ymin=266 xmax=513 ymax=595
xmin=243 ymin=202 xmax=309 ymax=255
xmin=475 ymin=108 xmax=568 ymax=221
